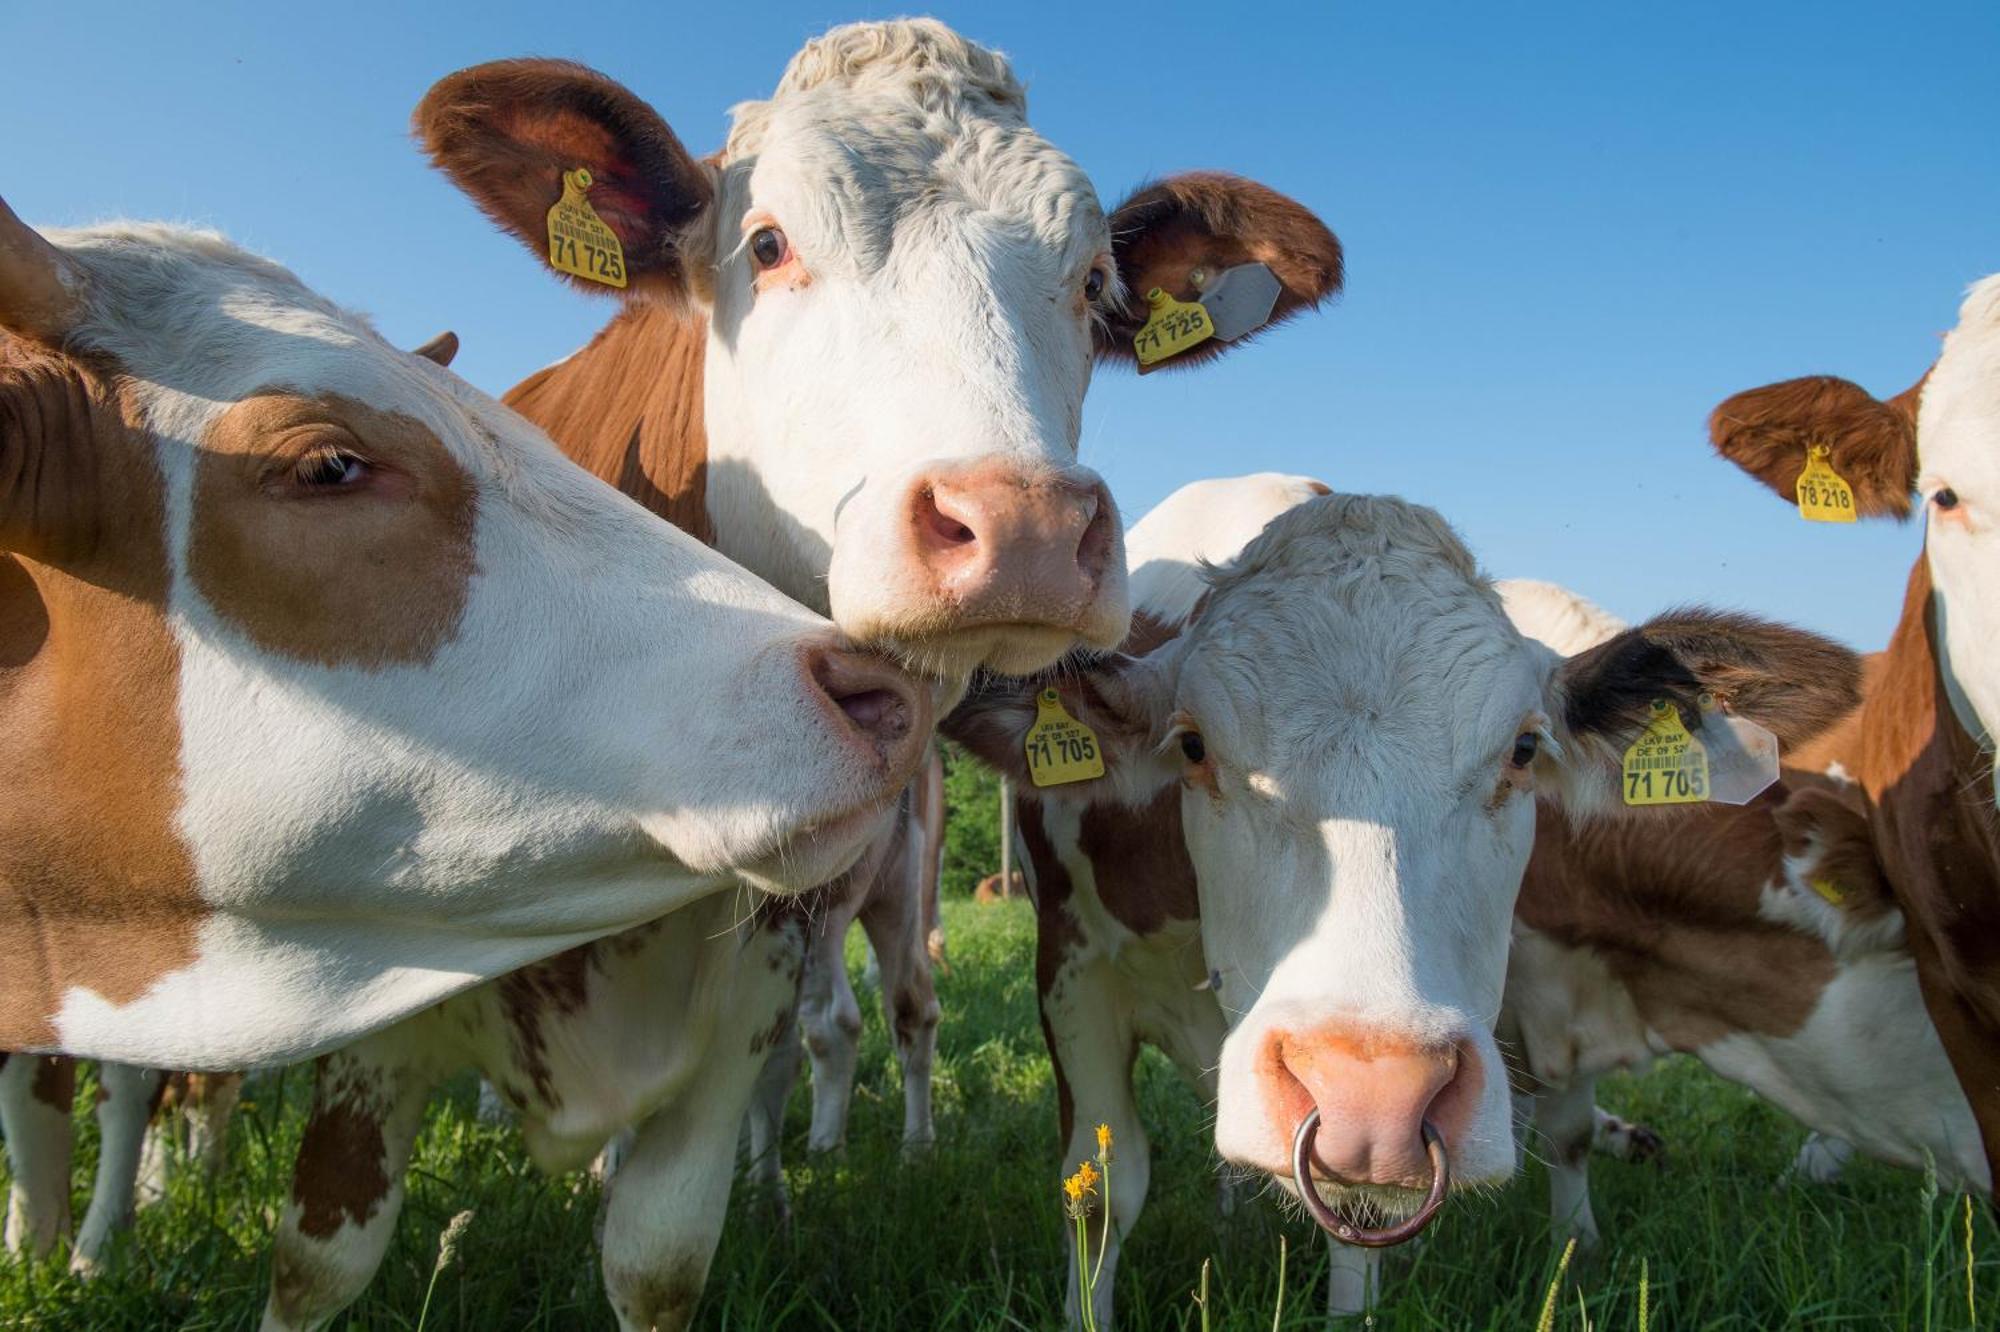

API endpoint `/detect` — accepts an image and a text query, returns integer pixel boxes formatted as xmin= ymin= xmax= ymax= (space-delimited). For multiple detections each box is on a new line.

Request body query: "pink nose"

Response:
xmin=905 ymin=459 xmax=1115 ymax=627
xmin=1258 ymin=1025 xmax=1479 ymax=1188
xmin=800 ymin=638 xmax=930 ymax=782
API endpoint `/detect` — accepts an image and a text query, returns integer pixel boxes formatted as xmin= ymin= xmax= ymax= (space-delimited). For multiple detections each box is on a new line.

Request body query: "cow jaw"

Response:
xmin=1920 ymin=275 xmax=2000 ymax=788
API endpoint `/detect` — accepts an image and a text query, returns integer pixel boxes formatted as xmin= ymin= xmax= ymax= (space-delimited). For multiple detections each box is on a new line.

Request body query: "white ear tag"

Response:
xmin=1198 ymin=263 xmax=1282 ymax=342
xmin=1696 ymin=701 xmax=1781 ymax=805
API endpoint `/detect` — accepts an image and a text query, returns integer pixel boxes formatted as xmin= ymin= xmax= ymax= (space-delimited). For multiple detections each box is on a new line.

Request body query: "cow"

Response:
xmin=1695 ymin=273 xmax=2000 ymax=1191
xmin=0 ymin=195 xmax=926 ymax=1068
xmin=1500 ymin=578 xmax=1987 ymax=1257
xmin=258 ymin=21 xmax=1346 ymax=1331
xmin=0 ymin=194 xmax=935 ymax=1289
xmin=945 ymin=477 xmax=1861 ymax=1326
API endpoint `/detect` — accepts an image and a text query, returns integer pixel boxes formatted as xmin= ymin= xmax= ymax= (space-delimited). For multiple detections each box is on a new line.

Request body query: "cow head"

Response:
xmin=414 ymin=19 xmax=1344 ymax=678
xmin=0 ymin=197 xmax=931 ymax=1065
xmin=951 ymin=493 xmax=1859 ymax=1218
xmin=1710 ymin=274 xmax=2000 ymax=774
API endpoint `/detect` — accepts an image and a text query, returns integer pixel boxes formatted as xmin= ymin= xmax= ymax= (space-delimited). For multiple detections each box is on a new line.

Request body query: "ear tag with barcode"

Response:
xmin=1196 ymin=262 xmax=1283 ymax=342
xmin=546 ymin=168 xmax=628 ymax=289
xmin=1133 ymin=287 xmax=1213 ymax=367
xmin=1622 ymin=695 xmax=1780 ymax=807
xmin=1024 ymin=689 xmax=1105 ymax=787
xmin=1795 ymin=446 xmax=1857 ymax=523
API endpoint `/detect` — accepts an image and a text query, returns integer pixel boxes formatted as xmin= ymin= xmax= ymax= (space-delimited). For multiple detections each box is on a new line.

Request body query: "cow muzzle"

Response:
xmin=828 ymin=458 xmax=1128 ymax=679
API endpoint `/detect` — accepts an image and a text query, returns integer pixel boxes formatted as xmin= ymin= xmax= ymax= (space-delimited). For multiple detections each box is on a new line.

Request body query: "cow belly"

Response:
xmin=449 ymin=894 xmax=767 ymax=1170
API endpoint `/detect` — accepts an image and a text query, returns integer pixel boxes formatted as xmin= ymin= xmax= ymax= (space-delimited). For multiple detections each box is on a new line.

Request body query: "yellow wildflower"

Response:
xmin=1062 ymin=1163 xmax=1098 ymax=1219
xmin=1076 ymin=1160 xmax=1099 ymax=1191
xmin=1095 ymin=1123 xmax=1114 ymax=1162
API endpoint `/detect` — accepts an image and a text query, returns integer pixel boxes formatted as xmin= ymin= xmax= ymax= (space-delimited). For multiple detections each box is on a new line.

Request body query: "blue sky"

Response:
xmin=5 ymin=2 xmax=1994 ymax=648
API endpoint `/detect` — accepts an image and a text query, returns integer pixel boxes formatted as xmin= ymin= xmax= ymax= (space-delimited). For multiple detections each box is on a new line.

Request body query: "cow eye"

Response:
xmin=1083 ymin=266 xmax=1107 ymax=303
xmin=1934 ymin=487 xmax=1961 ymax=511
xmin=1509 ymin=732 xmax=1540 ymax=769
xmin=1180 ymin=731 xmax=1207 ymax=764
xmin=749 ymin=226 xmax=789 ymax=271
xmin=293 ymin=448 xmax=370 ymax=491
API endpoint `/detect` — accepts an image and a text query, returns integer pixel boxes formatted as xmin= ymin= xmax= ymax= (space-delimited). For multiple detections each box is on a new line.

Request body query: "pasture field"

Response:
xmin=2 ymin=896 xmax=1990 ymax=1331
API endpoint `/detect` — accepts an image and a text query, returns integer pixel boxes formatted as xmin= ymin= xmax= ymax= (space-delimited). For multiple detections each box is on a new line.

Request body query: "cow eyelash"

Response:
xmin=292 ymin=448 xmax=371 ymax=490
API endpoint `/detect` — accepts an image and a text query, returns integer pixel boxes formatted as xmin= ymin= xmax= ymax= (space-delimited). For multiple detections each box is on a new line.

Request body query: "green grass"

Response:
xmin=4 ymin=898 xmax=1991 ymax=1329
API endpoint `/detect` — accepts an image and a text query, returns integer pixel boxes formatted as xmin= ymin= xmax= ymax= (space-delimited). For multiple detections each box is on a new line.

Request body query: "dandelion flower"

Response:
xmin=1095 ymin=1123 xmax=1114 ymax=1162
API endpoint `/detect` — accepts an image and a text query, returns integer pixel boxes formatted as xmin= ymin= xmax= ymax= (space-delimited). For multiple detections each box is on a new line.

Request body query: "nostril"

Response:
xmin=1074 ymin=490 xmax=1116 ymax=580
xmin=809 ymin=647 xmax=915 ymax=752
xmin=832 ymin=687 xmax=902 ymax=733
xmin=919 ymin=487 xmax=979 ymax=548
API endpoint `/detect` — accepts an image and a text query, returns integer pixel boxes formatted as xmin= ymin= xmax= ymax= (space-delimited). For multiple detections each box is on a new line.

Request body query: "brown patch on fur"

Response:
xmin=290 ymin=1058 xmax=391 ymax=1239
xmin=1518 ymin=800 xmax=1839 ymax=1049
xmin=505 ymin=302 xmax=714 ymax=544
xmin=496 ymin=945 xmax=598 ymax=1106
xmin=1098 ymin=172 xmax=1343 ymax=371
xmin=1708 ymin=370 xmax=1930 ymax=520
xmin=415 ymin=59 xmax=715 ymax=303
xmin=1808 ymin=558 xmax=2000 ymax=1175
xmin=189 ymin=391 xmax=477 ymax=669
xmin=1080 ymin=788 xmax=1184 ymax=932
xmin=1558 ymin=610 xmax=1862 ymax=754
xmin=28 ymin=1053 xmax=73 ymax=1111
xmin=0 ymin=344 xmax=202 ymax=1048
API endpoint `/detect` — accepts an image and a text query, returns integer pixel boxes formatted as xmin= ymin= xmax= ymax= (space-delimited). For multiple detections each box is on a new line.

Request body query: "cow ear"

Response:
xmin=1542 ymin=609 xmax=1862 ymax=812
xmin=410 ymin=330 xmax=459 ymax=367
xmin=414 ymin=60 xmax=715 ymax=303
xmin=942 ymin=646 xmax=1181 ymax=803
xmin=1708 ymin=372 xmax=1928 ymax=520
xmin=0 ymin=194 xmax=83 ymax=346
xmin=1096 ymin=173 xmax=1342 ymax=370
xmin=1771 ymin=785 xmax=1896 ymax=926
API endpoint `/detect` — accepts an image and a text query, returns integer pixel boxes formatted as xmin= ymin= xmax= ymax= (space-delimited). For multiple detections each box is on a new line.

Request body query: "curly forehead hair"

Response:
xmin=726 ymin=18 xmax=1028 ymax=157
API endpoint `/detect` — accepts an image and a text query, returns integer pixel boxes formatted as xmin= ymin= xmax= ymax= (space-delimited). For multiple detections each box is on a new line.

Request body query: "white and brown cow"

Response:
xmin=1499 ymin=578 xmax=1987 ymax=1255
xmin=0 ymin=198 xmax=925 ymax=1069
xmin=260 ymin=21 xmax=1344 ymax=1331
xmin=1688 ymin=276 xmax=2000 ymax=1192
xmin=946 ymin=478 xmax=1860 ymax=1326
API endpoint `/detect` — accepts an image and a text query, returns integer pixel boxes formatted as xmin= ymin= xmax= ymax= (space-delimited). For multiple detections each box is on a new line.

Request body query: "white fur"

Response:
xmin=1917 ymin=273 xmax=2000 ymax=790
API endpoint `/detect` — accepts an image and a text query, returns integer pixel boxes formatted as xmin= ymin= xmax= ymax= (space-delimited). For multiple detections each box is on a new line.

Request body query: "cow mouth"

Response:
xmin=733 ymin=795 xmax=900 ymax=895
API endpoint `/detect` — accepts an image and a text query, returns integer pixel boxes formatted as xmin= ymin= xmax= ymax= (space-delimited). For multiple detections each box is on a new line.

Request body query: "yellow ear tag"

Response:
xmin=546 ymin=167 xmax=628 ymax=289
xmin=1133 ymin=287 xmax=1214 ymax=367
xmin=1795 ymin=446 xmax=1857 ymax=523
xmin=1809 ymin=877 xmax=1849 ymax=907
xmin=1622 ymin=700 xmax=1710 ymax=806
xmin=1024 ymin=688 xmax=1105 ymax=788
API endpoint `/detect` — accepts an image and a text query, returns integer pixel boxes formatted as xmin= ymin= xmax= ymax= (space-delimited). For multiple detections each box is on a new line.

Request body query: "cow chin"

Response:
xmin=866 ymin=612 xmax=1130 ymax=681
xmin=729 ymin=797 xmax=902 ymax=896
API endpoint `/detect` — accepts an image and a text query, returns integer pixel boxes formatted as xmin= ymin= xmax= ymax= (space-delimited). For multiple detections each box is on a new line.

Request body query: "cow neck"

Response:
xmin=503 ymin=301 xmax=715 ymax=546
xmin=1843 ymin=558 xmax=1996 ymax=828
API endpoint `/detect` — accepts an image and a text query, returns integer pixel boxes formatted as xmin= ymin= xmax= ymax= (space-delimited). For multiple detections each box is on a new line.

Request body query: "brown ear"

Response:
xmin=414 ymin=60 xmax=714 ymax=302
xmin=1558 ymin=609 xmax=1862 ymax=755
xmin=1772 ymin=785 xmax=1893 ymax=919
xmin=411 ymin=330 xmax=459 ymax=367
xmin=0 ymin=194 xmax=83 ymax=345
xmin=942 ymin=653 xmax=1176 ymax=798
xmin=1708 ymin=371 xmax=1929 ymax=520
xmin=1097 ymin=173 xmax=1342 ymax=370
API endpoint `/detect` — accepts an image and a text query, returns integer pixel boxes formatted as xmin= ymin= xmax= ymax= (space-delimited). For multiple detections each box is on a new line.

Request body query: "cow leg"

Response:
xmin=1047 ymin=966 xmax=1146 ymax=1332
xmin=263 ymin=1041 xmax=436 ymax=1332
xmin=1534 ymin=1077 xmax=1602 ymax=1251
xmin=857 ymin=857 xmax=940 ymax=1157
xmin=799 ymin=899 xmax=866 ymax=1155
xmin=1325 ymin=1241 xmax=1382 ymax=1318
xmin=1788 ymin=1132 xmax=1856 ymax=1185
xmin=602 ymin=917 xmax=805 ymax=1332
xmin=0 ymin=1054 xmax=76 ymax=1259
xmin=184 ymin=1071 xmax=243 ymax=1177
xmin=70 ymin=1063 xmax=164 ymax=1275
xmin=741 ymin=996 xmax=802 ymax=1212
